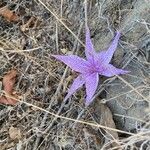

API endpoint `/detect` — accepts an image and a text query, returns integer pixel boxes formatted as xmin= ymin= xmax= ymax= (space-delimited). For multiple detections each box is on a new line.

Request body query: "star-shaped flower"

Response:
xmin=52 ymin=26 xmax=129 ymax=106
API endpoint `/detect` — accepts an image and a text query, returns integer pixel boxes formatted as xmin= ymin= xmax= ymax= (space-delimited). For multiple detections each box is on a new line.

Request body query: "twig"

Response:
xmin=55 ymin=22 xmax=59 ymax=53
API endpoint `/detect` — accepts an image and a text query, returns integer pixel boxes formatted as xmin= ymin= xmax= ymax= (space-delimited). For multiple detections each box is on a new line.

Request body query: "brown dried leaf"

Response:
xmin=0 ymin=69 xmax=18 ymax=105
xmin=0 ymin=6 xmax=19 ymax=22
xmin=3 ymin=70 xmax=17 ymax=93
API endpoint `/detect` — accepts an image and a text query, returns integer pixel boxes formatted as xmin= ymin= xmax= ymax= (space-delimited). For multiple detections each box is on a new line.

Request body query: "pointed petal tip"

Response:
xmin=85 ymin=96 xmax=93 ymax=107
xmin=116 ymin=31 xmax=121 ymax=34
xmin=85 ymin=25 xmax=90 ymax=36
xmin=51 ymin=54 xmax=68 ymax=62
xmin=51 ymin=54 xmax=56 ymax=57
xmin=85 ymin=24 xmax=90 ymax=30
xmin=121 ymin=70 xmax=130 ymax=74
xmin=51 ymin=54 xmax=61 ymax=58
xmin=85 ymin=102 xmax=90 ymax=107
xmin=116 ymin=31 xmax=121 ymax=38
xmin=64 ymin=95 xmax=69 ymax=102
xmin=51 ymin=54 xmax=60 ymax=59
xmin=116 ymin=69 xmax=131 ymax=75
xmin=85 ymin=101 xmax=90 ymax=107
xmin=100 ymin=64 xmax=130 ymax=77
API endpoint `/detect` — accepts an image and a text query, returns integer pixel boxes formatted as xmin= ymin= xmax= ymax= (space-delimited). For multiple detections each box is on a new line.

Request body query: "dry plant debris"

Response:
xmin=0 ymin=69 xmax=18 ymax=105
xmin=9 ymin=126 xmax=22 ymax=140
xmin=0 ymin=0 xmax=149 ymax=149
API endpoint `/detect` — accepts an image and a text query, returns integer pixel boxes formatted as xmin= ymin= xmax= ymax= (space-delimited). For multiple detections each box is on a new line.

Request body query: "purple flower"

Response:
xmin=52 ymin=26 xmax=129 ymax=106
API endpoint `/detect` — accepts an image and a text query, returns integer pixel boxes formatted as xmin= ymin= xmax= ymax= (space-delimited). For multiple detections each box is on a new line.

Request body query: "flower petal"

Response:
xmin=100 ymin=64 xmax=129 ymax=77
xmin=64 ymin=75 xmax=85 ymax=101
xmin=85 ymin=26 xmax=96 ymax=61
xmin=98 ymin=31 xmax=121 ymax=64
xmin=52 ymin=55 xmax=89 ymax=73
xmin=85 ymin=73 xmax=99 ymax=106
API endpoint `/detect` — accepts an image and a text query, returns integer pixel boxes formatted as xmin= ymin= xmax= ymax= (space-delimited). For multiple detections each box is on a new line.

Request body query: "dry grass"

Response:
xmin=0 ymin=0 xmax=150 ymax=150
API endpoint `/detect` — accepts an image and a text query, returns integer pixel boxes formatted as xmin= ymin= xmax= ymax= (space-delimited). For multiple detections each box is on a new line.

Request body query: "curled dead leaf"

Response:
xmin=0 ymin=69 xmax=18 ymax=105
xmin=0 ymin=6 xmax=19 ymax=22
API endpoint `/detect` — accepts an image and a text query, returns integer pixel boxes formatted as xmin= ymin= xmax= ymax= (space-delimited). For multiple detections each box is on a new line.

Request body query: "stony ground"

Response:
xmin=0 ymin=0 xmax=150 ymax=150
